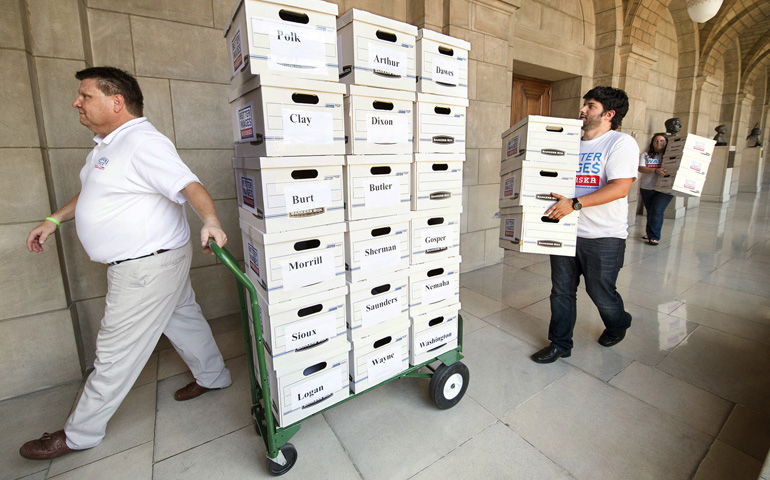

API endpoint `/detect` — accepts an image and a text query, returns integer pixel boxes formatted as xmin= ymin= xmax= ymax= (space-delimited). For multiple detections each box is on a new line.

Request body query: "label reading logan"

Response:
xmin=290 ymin=370 xmax=340 ymax=410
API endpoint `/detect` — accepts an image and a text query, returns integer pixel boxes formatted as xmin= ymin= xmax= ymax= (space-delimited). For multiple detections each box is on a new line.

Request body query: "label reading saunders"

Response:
xmin=360 ymin=291 xmax=401 ymax=329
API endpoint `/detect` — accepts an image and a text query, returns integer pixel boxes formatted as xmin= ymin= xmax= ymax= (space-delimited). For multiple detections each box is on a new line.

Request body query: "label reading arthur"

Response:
xmin=281 ymin=250 xmax=335 ymax=291
xmin=368 ymin=42 xmax=407 ymax=77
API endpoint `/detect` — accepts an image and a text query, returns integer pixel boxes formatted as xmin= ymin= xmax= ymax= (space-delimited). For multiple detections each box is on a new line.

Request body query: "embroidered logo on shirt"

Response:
xmin=94 ymin=157 xmax=110 ymax=170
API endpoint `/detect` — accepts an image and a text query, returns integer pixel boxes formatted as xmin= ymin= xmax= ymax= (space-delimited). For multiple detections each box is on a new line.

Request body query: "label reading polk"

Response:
xmin=360 ymin=239 xmax=401 ymax=273
xmin=422 ymin=275 xmax=454 ymax=305
xmin=283 ymin=181 xmax=332 ymax=215
xmin=422 ymin=227 xmax=451 ymax=254
xmin=284 ymin=311 xmax=336 ymax=351
xmin=240 ymin=174 xmax=257 ymax=209
xmin=432 ymin=56 xmax=459 ymax=86
xmin=366 ymin=113 xmax=408 ymax=145
xmin=252 ymin=19 xmax=327 ymax=74
xmin=238 ymin=102 xmax=256 ymax=141
xmin=367 ymin=343 xmax=402 ymax=383
xmin=361 ymin=291 xmax=401 ymax=329
xmin=415 ymin=322 xmax=455 ymax=356
xmin=282 ymin=109 xmax=333 ymax=145
xmin=364 ymin=178 xmax=401 ymax=209
xmin=368 ymin=42 xmax=407 ymax=77
xmin=291 ymin=370 xmax=340 ymax=410
xmin=282 ymin=250 xmax=335 ymax=290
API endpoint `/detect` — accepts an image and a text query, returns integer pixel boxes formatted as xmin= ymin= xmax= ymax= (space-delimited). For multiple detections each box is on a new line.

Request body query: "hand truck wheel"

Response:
xmin=268 ymin=443 xmax=298 ymax=476
xmin=428 ymin=361 xmax=469 ymax=410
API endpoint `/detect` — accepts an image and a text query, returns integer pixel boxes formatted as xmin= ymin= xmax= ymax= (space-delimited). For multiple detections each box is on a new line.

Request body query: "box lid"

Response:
xmin=409 ymin=256 xmax=462 ymax=275
xmin=501 ymin=115 xmax=583 ymax=138
xmin=499 ymin=206 xmax=581 ymax=218
xmin=254 ymin=284 xmax=347 ymax=316
xmin=267 ymin=337 xmax=351 ymax=374
xmin=346 ymin=84 xmax=416 ymax=102
xmin=230 ymin=74 xmax=346 ymax=102
xmin=337 ymin=8 xmax=418 ymax=36
xmin=240 ymin=210 xmax=346 ymax=244
xmin=347 ymin=269 xmax=410 ymax=294
xmin=346 ymin=213 xmax=412 ymax=233
xmin=413 ymin=153 xmax=465 ymax=163
xmin=225 ymin=0 xmax=338 ymax=36
xmin=411 ymin=205 xmax=463 ymax=220
xmin=416 ymin=28 xmax=471 ymax=51
xmin=416 ymin=93 xmax=469 ymax=107
xmin=345 ymin=154 xmax=412 ymax=165
xmin=233 ymin=155 xmax=345 ymax=170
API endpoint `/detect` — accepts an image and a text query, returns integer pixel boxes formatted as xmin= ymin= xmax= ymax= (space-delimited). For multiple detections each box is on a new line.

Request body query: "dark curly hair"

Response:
xmin=583 ymin=86 xmax=629 ymax=131
xmin=75 ymin=66 xmax=144 ymax=117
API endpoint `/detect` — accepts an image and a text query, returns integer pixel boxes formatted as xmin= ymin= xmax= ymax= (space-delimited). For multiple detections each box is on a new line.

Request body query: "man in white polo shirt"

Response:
xmin=531 ymin=86 xmax=639 ymax=364
xmin=21 ymin=67 xmax=232 ymax=459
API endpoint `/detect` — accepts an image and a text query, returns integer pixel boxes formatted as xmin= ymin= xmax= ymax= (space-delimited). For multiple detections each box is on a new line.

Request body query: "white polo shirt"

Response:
xmin=76 ymin=118 xmax=200 ymax=264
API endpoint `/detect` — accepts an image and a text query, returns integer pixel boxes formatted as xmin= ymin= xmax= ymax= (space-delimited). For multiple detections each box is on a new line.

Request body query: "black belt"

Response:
xmin=107 ymin=249 xmax=169 ymax=266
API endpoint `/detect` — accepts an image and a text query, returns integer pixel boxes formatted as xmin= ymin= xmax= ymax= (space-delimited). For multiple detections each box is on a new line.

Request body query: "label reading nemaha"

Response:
xmin=422 ymin=275 xmax=455 ymax=305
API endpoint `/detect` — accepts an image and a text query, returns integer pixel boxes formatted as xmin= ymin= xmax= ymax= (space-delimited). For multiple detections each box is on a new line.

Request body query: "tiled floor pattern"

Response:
xmin=4 ymin=188 xmax=770 ymax=480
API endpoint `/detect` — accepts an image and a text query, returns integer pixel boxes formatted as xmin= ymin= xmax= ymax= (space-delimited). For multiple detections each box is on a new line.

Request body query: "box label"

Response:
xmin=231 ymin=27 xmax=243 ymax=73
xmin=282 ymin=250 xmax=335 ymax=290
xmin=504 ymin=218 xmax=516 ymax=240
xmin=282 ymin=109 xmax=333 ymax=145
xmin=415 ymin=322 xmax=455 ymax=356
xmin=368 ymin=42 xmax=407 ymax=77
xmin=503 ymin=176 xmax=516 ymax=199
xmin=238 ymin=103 xmax=256 ymax=141
xmin=506 ymin=134 xmax=521 ymax=157
xmin=283 ymin=181 xmax=332 ymax=215
xmin=683 ymin=178 xmax=698 ymax=191
xmin=361 ymin=291 xmax=402 ymax=328
xmin=360 ymin=239 xmax=401 ymax=273
xmin=366 ymin=113 xmax=409 ymax=144
xmin=291 ymin=370 xmax=340 ymax=410
xmin=422 ymin=275 xmax=454 ymax=305
xmin=421 ymin=226 xmax=452 ymax=254
xmin=284 ymin=311 xmax=337 ymax=351
xmin=367 ymin=343 xmax=402 ymax=383
xmin=247 ymin=242 xmax=261 ymax=278
xmin=432 ymin=56 xmax=459 ymax=86
xmin=240 ymin=173 xmax=257 ymax=209
xmin=364 ymin=178 xmax=401 ymax=209
xmin=253 ymin=18 xmax=328 ymax=75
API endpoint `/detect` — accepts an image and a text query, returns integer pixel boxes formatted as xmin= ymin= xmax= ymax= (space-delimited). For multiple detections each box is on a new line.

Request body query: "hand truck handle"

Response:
xmin=208 ymin=238 xmax=257 ymax=298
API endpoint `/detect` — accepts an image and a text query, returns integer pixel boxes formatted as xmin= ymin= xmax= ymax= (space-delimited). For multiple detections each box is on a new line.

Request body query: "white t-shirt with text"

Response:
xmin=575 ymin=129 xmax=639 ymax=239
xmin=638 ymin=152 xmax=662 ymax=190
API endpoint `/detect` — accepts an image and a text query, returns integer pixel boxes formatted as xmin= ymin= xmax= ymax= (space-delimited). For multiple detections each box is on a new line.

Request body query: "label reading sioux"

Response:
xmin=368 ymin=42 xmax=408 ymax=77
xmin=282 ymin=109 xmax=334 ymax=146
xmin=284 ymin=311 xmax=336 ymax=351
xmin=415 ymin=322 xmax=455 ymax=356
xmin=421 ymin=275 xmax=455 ymax=305
xmin=432 ymin=56 xmax=459 ymax=86
xmin=290 ymin=370 xmax=340 ymax=410
xmin=282 ymin=181 xmax=333 ymax=215
xmin=360 ymin=291 xmax=401 ymax=328
xmin=366 ymin=113 xmax=409 ymax=145
xmin=252 ymin=18 xmax=328 ymax=75
xmin=366 ymin=343 xmax=403 ymax=383
xmin=421 ymin=226 xmax=452 ymax=254
xmin=363 ymin=178 xmax=401 ymax=209
xmin=359 ymin=239 xmax=401 ymax=273
xmin=281 ymin=250 xmax=335 ymax=291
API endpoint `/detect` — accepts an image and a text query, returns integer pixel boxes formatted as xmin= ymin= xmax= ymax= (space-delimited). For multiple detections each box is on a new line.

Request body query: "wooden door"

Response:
xmin=510 ymin=75 xmax=551 ymax=126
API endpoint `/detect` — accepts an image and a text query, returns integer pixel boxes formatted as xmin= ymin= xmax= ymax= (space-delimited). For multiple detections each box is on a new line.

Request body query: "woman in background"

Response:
xmin=638 ymin=133 xmax=672 ymax=246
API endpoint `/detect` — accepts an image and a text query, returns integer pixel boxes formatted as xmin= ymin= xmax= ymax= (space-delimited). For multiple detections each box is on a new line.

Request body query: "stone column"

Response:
xmin=731 ymin=92 xmax=755 ymax=195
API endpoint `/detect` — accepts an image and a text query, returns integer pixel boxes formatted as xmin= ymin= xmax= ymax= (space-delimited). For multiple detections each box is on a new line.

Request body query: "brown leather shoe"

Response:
xmin=174 ymin=381 xmax=226 ymax=401
xmin=20 ymin=430 xmax=74 ymax=460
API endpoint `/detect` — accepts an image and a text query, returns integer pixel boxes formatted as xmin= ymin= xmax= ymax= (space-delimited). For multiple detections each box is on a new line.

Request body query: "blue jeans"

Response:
xmin=639 ymin=188 xmax=673 ymax=241
xmin=548 ymin=237 xmax=632 ymax=351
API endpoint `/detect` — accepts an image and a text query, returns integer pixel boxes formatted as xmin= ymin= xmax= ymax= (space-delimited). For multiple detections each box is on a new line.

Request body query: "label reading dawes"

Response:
xmin=432 ymin=56 xmax=459 ymax=86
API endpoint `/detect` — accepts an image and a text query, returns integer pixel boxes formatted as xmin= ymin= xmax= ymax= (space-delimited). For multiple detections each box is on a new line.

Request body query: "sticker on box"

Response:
xmin=503 ymin=176 xmax=516 ymax=199
xmin=247 ymin=242 xmax=260 ymax=277
xmin=231 ymin=28 xmax=243 ymax=73
xmin=240 ymin=174 xmax=256 ymax=209
xmin=238 ymin=102 xmax=256 ymax=141
xmin=506 ymin=134 xmax=521 ymax=157
xmin=503 ymin=218 xmax=517 ymax=241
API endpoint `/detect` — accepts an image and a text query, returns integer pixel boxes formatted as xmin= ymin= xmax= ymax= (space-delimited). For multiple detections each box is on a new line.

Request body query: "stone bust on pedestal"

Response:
xmin=746 ymin=127 xmax=762 ymax=148
xmin=665 ymin=117 xmax=681 ymax=136
xmin=714 ymin=125 xmax=727 ymax=146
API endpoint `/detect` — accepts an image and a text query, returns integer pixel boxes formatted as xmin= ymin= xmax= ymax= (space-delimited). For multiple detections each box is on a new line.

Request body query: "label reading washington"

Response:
xmin=415 ymin=322 xmax=455 ymax=356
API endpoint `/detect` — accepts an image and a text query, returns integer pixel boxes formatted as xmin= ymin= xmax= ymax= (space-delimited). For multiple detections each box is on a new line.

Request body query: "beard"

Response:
xmin=580 ymin=114 xmax=602 ymax=131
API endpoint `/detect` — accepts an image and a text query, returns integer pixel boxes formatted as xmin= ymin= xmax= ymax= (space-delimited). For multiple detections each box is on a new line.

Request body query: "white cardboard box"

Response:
xmin=664 ymin=133 xmax=716 ymax=158
xmin=409 ymin=303 xmax=460 ymax=365
xmin=246 ymin=284 xmax=347 ymax=358
xmin=660 ymin=151 xmax=711 ymax=177
xmin=416 ymin=29 xmax=470 ymax=98
xmin=347 ymin=272 xmax=410 ymax=339
xmin=408 ymin=258 xmax=461 ymax=317
xmin=500 ymin=115 xmax=582 ymax=169
xmin=234 ymin=156 xmax=344 ymax=232
xmin=654 ymin=167 xmax=706 ymax=197
xmin=410 ymin=206 xmax=461 ymax=265
xmin=262 ymin=338 xmax=350 ymax=426
xmin=336 ymin=9 xmax=417 ymax=91
xmin=414 ymin=94 xmax=468 ymax=154
xmin=343 ymin=155 xmax=412 ymax=220
xmin=344 ymin=85 xmax=414 ymax=155
xmin=240 ymin=218 xmax=346 ymax=303
xmin=224 ymin=0 xmax=339 ymax=87
xmin=498 ymin=207 xmax=579 ymax=256
xmin=230 ymin=75 xmax=345 ymax=157
xmin=411 ymin=153 xmax=464 ymax=211
xmin=349 ymin=324 xmax=410 ymax=393
xmin=345 ymin=215 xmax=410 ymax=283
xmin=499 ymin=164 xmax=576 ymax=209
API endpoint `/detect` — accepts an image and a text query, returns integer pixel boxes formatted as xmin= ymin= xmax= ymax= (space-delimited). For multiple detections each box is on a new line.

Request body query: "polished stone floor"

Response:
xmin=3 ymin=186 xmax=770 ymax=480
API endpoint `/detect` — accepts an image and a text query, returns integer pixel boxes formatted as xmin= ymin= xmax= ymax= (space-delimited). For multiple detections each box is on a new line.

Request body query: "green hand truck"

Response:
xmin=210 ymin=239 xmax=470 ymax=476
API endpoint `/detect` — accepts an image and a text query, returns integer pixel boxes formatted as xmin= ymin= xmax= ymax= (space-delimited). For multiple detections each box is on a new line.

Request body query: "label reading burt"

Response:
xmin=282 ymin=181 xmax=332 ymax=215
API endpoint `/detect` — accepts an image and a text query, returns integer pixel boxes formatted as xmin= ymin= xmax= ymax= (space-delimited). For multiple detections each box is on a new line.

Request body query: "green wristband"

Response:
xmin=45 ymin=217 xmax=61 ymax=228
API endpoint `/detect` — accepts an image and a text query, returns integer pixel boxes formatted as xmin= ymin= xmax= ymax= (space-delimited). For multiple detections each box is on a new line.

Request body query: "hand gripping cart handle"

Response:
xmin=209 ymin=238 xmax=469 ymax=476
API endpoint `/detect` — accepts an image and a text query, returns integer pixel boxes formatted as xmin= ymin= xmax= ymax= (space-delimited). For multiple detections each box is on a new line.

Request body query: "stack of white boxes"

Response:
xmin=497 ymin=115 xmax=583 ymax=256
xmin=655 ymin=133 xmax=716 ymax=197
xmin=224 ymin=0 xmax=350 ymax=426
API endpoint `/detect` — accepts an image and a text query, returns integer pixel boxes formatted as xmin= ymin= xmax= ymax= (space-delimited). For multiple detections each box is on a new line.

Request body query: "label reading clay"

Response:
xmin=282 ymin=181 xmax=332 ymax=215
xmin=359 ymin=239 xmax=401 ymax=273
xmin=368 ymin=42 xmax=407 ymax=77
xmin=421 ymin=226 xmax=452 ymax=254
xmin=366 ymin=113 xmax=409 ymax=145
xmin=366 ymin=343 xmax=403 ymax=383
xmin=282 ymin=109 xmax=333 ymax=146
xmin=252 ymin=18 xmax=328 ymax=75
xmin=360 ymin=291 xmax=401 ymax=329
xmin=421 ymin=275 xmax=455 ymax=305
xmin=284 ymin=311 xmax=337 ymax=351
xmin=281 ymin=250 xmax=335 ymax=290
xmin=363 ymin=178 xmax=401 ymax=209
xmin=290 ymin=370 xmax=340 ymax=410
xmin=432 ymin=56 xmax=459 ymax=86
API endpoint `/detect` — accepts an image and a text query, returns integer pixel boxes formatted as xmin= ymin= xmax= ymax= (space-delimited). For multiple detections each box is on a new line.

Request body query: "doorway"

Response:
xmin=510 ymin=75 xmax=552 ymax=126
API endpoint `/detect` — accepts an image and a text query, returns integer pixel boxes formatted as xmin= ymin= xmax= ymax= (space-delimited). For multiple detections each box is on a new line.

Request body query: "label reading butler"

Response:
xmin=363 ymin=178 xmax=401 ymax=209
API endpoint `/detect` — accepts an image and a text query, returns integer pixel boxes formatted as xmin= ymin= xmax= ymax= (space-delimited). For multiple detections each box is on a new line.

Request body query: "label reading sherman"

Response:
xmin=366 ymin=113 xmax=409 ymax=145
xmin=421 ymin=226 xmax=451 ymax=254
xmin=414 ymin=322 xmax=455 ymax=356
xmin=363 ymin=178 xmax=401 ymax=209
xmin=240 ymin=173 xmax=257 ymax=209
xmin=238 ymin=102 xmax=256 ymax=141
xmin=432 ymin=56 xmax=459 ymax=86
xmin=360 ymin=291 xmax=401 ymax=328
xmin=284 ymin=311 xmax=336 ymax=352
xmin=282 ymin=109 xmax=334 ymax=146
xmin=366 ymin=343 xmax=403 ymax=383
xmin=290 ymin=370 xmax=340 ymax=410
xmin=359 ymin=239 xmax=401 ymax=273
xmin=281 ymin=250 xmax=336 ymax=291
xmin=252 ymin=18 xmax=328 ymax=75
xmin=421 ymin=275 xmax=455 ymax=305
xmin=282 ymin=181 xmax=332 ymax=216
xmin=368 ymin=41 xmax=408 ymax=77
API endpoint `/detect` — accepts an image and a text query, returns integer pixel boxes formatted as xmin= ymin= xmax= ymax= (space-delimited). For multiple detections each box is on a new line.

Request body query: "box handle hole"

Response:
xmin=539 ymin=170 xmax=558 ymax=177
xmin=375 ymin=30 xmax=397 ymax=42
xmin=291 ymin=169 xmax=319 ymax=179
xmin=545 ymin=126 xmax=564 ymax=132
xmin=303 ymin=361 xmax=327 ymax=376
xmin=427 ymin=268 xmax=444 ymax=277
xmin=427 ymin=217 xmax=445 ymax=225
xmin=373 ymin=101 xmax=394 ymax=111
xmin=371 ymin=283 xmax=392 ymax=295
xmin=370 ymin=166 xmax=392 ymax=175
xmin=291 ymin=93 xmax=319 ymax=105
xmin=278 ymin=9 xmax=309 ymax=24
xmin=373 ymin=336 xmax=392 ymax=348
xmin=432 ymin=163 xmax=448 ymax=171
xmin=428 ymin=316 xmax=445 ymax=326
xmin=298 ymin=304 xmax=323 ymax=317
xmin=371 ymin=226 xmax=392 ymax=236
xmin=540 ymin=216 xmax=560 ymax=223
xmin=434 ymin=106 xmax=451 ymax=115
xmin=294 ymin=239 xmax=321 ymax=251
xmin=438 ymin=45 xmax=454 ymax=56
